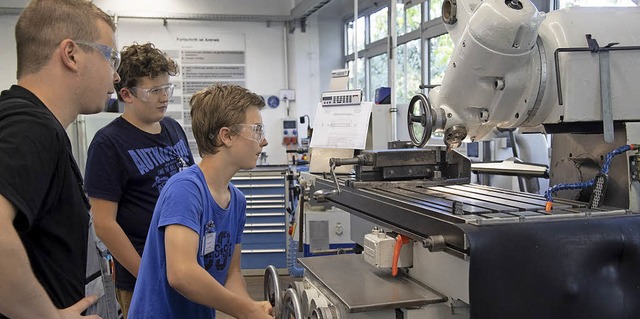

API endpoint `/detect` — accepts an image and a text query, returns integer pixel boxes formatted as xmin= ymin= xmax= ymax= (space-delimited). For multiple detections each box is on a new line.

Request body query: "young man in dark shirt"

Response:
xmin=84 ymin=43 xmax=194 ymax=318
xmin=0 ymin=0 xmax=121 ymax=318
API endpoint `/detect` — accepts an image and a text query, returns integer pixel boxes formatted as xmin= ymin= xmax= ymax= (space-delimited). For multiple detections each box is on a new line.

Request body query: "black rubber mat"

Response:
xmin=458 ymin=215 xmax=640 ymax=319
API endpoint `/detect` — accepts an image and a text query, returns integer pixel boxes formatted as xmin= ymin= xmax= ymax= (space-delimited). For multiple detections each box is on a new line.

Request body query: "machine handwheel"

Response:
xmin=281 ymin=288 xmax=304 ymax=319
xmin=407 ymin=93 xmax=434 ymax=148
xmin=264 ymin=265 xmax=282 ymax=317
xmin=311 ymin=306 xmax=339 ymax=319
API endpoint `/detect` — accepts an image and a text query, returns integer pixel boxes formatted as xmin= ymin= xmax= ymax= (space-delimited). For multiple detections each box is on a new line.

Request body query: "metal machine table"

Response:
xmin=298 ymin=254 xmax=446 ymax=313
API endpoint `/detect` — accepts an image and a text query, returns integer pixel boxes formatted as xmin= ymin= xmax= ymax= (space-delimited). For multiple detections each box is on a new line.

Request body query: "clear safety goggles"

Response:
xmin=74 ymin=40 xmax=120 ymax=71
xmin=130 ymin=83 xmax=175 ymax=102
xmin=230 ymin=123 xmax=265 ymax=143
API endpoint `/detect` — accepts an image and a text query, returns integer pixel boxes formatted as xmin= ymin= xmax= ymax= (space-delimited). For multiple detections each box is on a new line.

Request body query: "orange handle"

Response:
xmin=392 ymin=234 xmax=411 ymax=277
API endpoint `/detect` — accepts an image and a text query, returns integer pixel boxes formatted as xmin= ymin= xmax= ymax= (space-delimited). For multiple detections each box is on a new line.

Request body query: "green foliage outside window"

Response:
xmin=429 ymin=34 xmax=453 ymax=85
xmin=396 ymin=3 xmax=422 ymax=36
xmin=369 ymin=53 xmax=388 ymax=99
xmin=370 ymin=7 xmax=388 ymax=43
xmin=396 ymin=39 xmax=422 ymax=103
xmin=429 ymin=0 xmax=443 ymax=20
xmin=347 ymin=58 xmax=365 ymax=91
xmin=346 ymin=17 xmax=366 ymax=55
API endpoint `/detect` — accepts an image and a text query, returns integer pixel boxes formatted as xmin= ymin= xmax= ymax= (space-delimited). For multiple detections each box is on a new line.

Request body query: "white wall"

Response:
xmin=94 ymin=0 xmax=293 ymax=16
xmin=1 ymin=0 xmax=28 ymax=7
xmin=288 ymin=16 xmax=320 ymax=140
xmin=288 ymin=12 xmax=345 ymax=139
xmin=0 ymin=15 xmax=18 ymax=90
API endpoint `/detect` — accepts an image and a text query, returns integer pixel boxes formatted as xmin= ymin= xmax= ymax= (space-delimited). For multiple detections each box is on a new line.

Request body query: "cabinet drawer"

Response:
xmin=245 ymin=194 xmax=285 ymax=200
xmin=241 ymin=248 xmax=286 ymax=269
xmin=236 ymin=185 xmax=285 ymax=196
xmin=246 ymin=212 xmax=285 ymax=224
xmin=246 ymin=198 xmax=285 ymax=205
xmin=243 ymin=228 xmax=286 ymax=244
xmin=246 ymin=205 xmax=285 ymax=213
xmin=243 ymin=242 xmax=285 ymax=251
xmin=232 ymin=175 xmax=284 ymax=182
xmin=232 ymin=178 xmax=284 ymax=187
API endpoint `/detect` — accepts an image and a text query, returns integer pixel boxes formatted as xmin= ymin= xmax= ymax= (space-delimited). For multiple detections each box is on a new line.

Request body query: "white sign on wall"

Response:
xmin=135 ymin=33 xmax=246 ymax=158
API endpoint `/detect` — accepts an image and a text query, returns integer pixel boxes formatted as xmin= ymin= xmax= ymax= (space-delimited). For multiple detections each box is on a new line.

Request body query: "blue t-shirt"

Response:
xmin=85 ymin=116 xmax=194 ymax=290
xmin=128 ymin=165 xmax=246 ymax=319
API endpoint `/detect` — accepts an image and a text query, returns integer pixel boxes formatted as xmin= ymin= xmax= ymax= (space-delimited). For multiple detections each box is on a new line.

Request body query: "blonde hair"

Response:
xmin=15 ymin=0 xmax=115 ymax=78
xmin=190 ymin=84 xmax=265 ymax=156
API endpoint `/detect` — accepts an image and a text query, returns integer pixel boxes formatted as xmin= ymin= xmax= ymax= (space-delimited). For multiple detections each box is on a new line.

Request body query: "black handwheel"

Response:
xmin=407 ymin=93 xmax=434 ymax=148
xmin=264 ymin=265 xmax=282 ymax=317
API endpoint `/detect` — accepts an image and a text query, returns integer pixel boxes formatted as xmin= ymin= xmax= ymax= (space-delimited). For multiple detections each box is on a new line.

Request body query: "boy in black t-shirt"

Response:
xmin=84 ymin=42 xmax=194 ymax=318
xmin=0 ymin=0 xmax=121 ymax=318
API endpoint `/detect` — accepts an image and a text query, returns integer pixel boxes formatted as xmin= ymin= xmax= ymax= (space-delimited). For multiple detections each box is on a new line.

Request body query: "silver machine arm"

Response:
xmin=408 ymin=0 xmax=640 ymax=148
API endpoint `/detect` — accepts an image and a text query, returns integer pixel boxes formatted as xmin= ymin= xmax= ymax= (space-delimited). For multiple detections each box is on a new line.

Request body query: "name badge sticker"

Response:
xmin=202 ymin=220 xmax=216 ymax=256
xmin=203 ymin=232 xmax=216 ymax=255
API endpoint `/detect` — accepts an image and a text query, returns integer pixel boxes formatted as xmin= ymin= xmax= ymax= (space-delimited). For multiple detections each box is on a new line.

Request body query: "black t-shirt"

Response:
xmin=84 ymin=116 xmax=194 ymax=290
xmin=0 ymin=85 xmax=90 ymax=311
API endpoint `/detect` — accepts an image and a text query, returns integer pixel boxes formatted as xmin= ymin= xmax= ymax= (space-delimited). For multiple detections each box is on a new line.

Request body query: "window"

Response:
xmin=347 ymin=58 xmax=365 ymax=90
xmin=343 ymin=1 xmax=449 ymax=103
xmin=429 ymin=34 xmax=454 ymax=85
xmin=370 ymin=7 xmax=388 ymax=43
xmin=369 ymin=53 xmax=388 ymax=100
xmin=396 ymin=39 xmax=422 ymax=103
xmin=396 ymin=3 xmax=422 ymax=36
xmin=346 ymin=17 xmax=366 ymax=55
xmin=557 ymin=0 xmax=636 ymax=8
xmin=405 ymin=5 xmax=422 ymax=33
xmin=428 ymin=0 xmax=444 ymax=21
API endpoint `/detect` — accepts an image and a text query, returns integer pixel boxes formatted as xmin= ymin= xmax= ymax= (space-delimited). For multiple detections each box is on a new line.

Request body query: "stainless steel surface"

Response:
xmin=313 ymin=188 xmax=338 ymax=200
xmin=299 ymin=254 xmax=445 ymax=313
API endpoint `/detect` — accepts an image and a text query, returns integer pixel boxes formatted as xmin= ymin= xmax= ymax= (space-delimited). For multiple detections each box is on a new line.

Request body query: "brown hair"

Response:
xmin=15 ymin=0 xmax=115 ymax=79
xmin=115 ymin=42 xmax=179 ymax=101
xmin=190 ymin=84 xmax=265 ymax=156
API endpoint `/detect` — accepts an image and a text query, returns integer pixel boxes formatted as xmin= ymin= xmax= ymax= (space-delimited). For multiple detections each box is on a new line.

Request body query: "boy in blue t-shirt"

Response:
xmin=129 ymin=84 xmax=273 ymax=319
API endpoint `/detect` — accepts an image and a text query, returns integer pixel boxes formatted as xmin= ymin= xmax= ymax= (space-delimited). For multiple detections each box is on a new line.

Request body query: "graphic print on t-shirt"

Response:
xmin=127 ymin=139 xmax=190 ymax=191
xmin=214 ymin=231 xmax=232 ymax=271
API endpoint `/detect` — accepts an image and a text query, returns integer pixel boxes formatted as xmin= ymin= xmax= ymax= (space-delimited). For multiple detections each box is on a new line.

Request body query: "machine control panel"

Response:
xmin=321 ymin=90 xmax=363 ymax=106
xmin=282 ymin=118 xmax=298 ymax=147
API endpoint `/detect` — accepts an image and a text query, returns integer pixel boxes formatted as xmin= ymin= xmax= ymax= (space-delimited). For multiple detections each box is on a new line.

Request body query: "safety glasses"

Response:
xmin=230 ymin=123 xmax=265 ymax=143
xmin=74 ymin=40 xmax=120 ymax=71
xmin=130 ymin=83 xmax=175 ymax=102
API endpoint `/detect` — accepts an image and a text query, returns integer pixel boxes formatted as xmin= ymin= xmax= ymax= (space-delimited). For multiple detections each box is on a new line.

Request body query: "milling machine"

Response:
xmin=264 ymin=1 xmax=640 ymax=318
